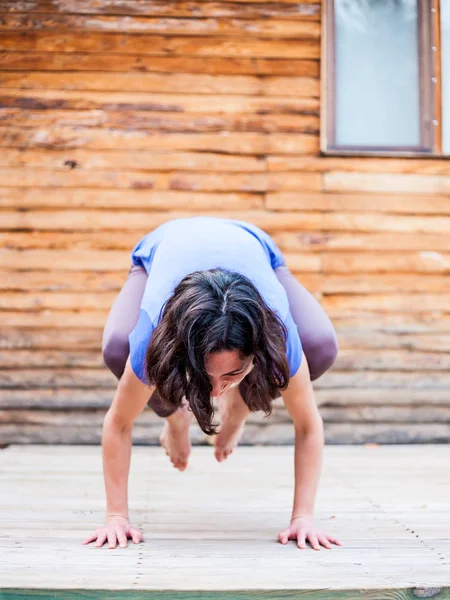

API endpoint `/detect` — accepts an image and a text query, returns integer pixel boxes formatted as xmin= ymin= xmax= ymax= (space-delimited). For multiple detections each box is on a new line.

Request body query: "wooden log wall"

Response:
xmin=0 ymin=0 xmax=449 ymax=445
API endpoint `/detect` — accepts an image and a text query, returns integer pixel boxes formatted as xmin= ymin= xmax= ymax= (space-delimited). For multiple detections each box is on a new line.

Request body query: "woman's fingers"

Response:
xmin=129 ymin=527 xmax=143 ymax=544
xmin=81 ymin=533 xmax=97 ymax=545
xmin=116 ymin=527 xmax=129 ymax=549
xmin=81 ymin=534 xmax=96 ymax=545
xmin=107 ymin=529 xmax=118 ymax=549
xmin=280 ymin=523 xmax=341 ymax=551
xmin=296 ymin=530 xmax=307 ymax=549
xmin=277 ymin=527 xmax=291 ymax=544
xmin=317 ymin=534 xmax=333 ymax=549
xmin=308 ymin=532 xmax=321 ymax=551
xmin=95 ymin=532 xmax=107 ymax=548
xmin=328 ymin=536 xmax=343 ymax=546
xmin=82 ymin=522 xmax=143 ymax=549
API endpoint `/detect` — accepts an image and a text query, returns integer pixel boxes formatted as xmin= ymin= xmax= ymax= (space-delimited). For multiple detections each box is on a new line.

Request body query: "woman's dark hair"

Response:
xmin=145 ymin=268 xmax=290 ymax=435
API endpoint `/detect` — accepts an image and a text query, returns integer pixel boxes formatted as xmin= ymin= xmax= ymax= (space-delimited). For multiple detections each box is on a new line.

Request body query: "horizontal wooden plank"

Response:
xmin=0 ymin=368 xmax=116 ymax=388
xmin=0 ymin=1 xmax=321 ymax=19
xmin=1 ymin=328 xmax=449 ymax=356
xmin=1 ymin=422 xmax=449 ymax=444
xmin=0 ymin=90 xmax=320 ymax=115
xmin=322 ymin=423 xmax=450 ymax=444
xmin=2 ymin=326 xmax=448 ymax=354
xmin=267 ymin=192 xmax=450 ymax=215
xmin=0 ymin=388 xmax=112 ymax=409
xmin=3 ymin=230 xmax=449 ymax=254
xmin=0 ymin=110 xmax=320 ymax=134
xmin=1 ymin=249 xmax=132 ymax=271
xmin=1 ymin=247 xmax=323 ymax=273
xmin=1 ymin=404 xmax=449 ymax=427
xmin=334 ymin=350 xmax=450 ymax=371
xmin=337 ymin=332 xmax=450 ymax=353
xmin=0 ymin=350 xmax=104 ymax=368
xmin=0 ymin=311 xmax=108 ymax=328
xmin=327 ymin=307 xmax=450 ymax=321
xmin=0 ymin=33 xmax=321 ymax=58
xmin=0 ymin=388 xmax=112 ymax=408
xmin=1 ymin=210 xmax=449 ymax=234
xmin=2 ymin=386 xmax=449 ymax=410
xmin=324 ymin=295 xmax=450 ymax=313
xmin=2 ymin=270 xmax=126 ymax=292
xmin=317 ymin=387 xmax=450 ymax=406
xmin=2 ymin=147 xmax=449 ymax=179
xmin=0 ymin=52 xmax=320 ymax=76
xmin=0 ymin=72 xmax=320 ymax=97
xmin=333 ymin=314 xmax=450 ymax=334
xmin=0 ymin=148 xmax=267 ymax=172
xmin=319 ymin=274 xmax=450 ymax=294
xmin=0 ymin=125 xmax=320 ymax=154
xmin=0 ymin=248 xmax=321 ymax=273
xmin=0 ymin=409 xmax=166 ymax=428
xmin=0 ymin=174 xmax=268 ymax=195
xmin=0 ymin=210 xmax=313 ymax=232
xmin=268 ymin=155 xmax=450 ymax=175
xmin=0 ymin=328 xmax=101 ymax=350
xmin=0 ymin=230 xmax=166 ymax=251
xmin=315 ymin=371 xmax=450 ymax=390
xmin=325 ymin=172 xmax=450 ymax=196
xmin=322 ymin=253 xmax=450 ymax=274
xmin=0 ymin=171 xmax=321 ymax=192
xmin=3 ymin=269 xmax=449 ymax=296
xmin=1 ymin=298 xmax=448 ymax=329
xmin=285 ymin=253 xmax=321 ymax=272
xmin=0 ymin=292 xmax=114 ymax=310
xmin=3 ymin=348 xmax=450 ymax=371
xmin=5 ymin=181 xmax=450 ymax=210
xmin=1 ymin=368 xmax=450 ymax=389
xmin=271 ymin=231 xmax=450 ymax=252
xmin=0 ymin=14 xmax=322 ymax=38
xmin=0 ymin=423 xmax=153 ymax=445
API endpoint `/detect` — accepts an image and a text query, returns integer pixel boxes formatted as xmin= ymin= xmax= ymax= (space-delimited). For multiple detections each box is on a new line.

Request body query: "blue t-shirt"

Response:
xmin=129 ymin=217 xmax=302 ymax=384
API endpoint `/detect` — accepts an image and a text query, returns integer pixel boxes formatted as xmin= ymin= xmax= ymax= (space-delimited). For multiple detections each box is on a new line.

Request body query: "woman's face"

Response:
xmin=204 ymin=350 xmax=254 ymax=398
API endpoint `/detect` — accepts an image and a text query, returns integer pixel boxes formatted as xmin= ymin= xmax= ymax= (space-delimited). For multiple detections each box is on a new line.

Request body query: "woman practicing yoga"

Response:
xmin=82 ymin=216 xmax=342 ymax=552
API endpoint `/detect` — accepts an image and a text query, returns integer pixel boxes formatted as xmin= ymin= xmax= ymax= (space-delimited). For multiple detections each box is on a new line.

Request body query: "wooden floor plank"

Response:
xmin=0 ymin=445 xmax=449 ymax=593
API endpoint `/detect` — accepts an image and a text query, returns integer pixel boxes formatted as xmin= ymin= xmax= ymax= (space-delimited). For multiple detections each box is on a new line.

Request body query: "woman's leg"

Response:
xmin=102 ymin=263 xmax=179 ymax=418
xmin=102 ymin=264 xmax=148 ymax=379
xmin=274 ymin=265 xmax=338 ymax=381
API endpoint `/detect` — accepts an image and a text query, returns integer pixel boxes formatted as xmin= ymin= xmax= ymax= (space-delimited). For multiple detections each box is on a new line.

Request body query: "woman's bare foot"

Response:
xmin=159 ymin=401 xmax=193 ymax=471
xmin=214 ymin=388 xmax=250 ymax=463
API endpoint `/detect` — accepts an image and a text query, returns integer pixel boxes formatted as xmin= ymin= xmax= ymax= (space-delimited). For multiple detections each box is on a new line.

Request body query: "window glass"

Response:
xmin=334 ymin=0 xmax=421 ymax=147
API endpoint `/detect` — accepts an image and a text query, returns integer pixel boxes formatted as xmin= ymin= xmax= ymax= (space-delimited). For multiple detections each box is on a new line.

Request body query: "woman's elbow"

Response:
xmin=103 ymin=407 xmax=134 ymax=434
xmin=295 ymin=411 xmax=324 ymax=441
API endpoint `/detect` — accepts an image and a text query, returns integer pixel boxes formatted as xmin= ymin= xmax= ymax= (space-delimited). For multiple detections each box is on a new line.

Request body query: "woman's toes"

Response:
xmin=215 ymin=448 xmax=226 ymax=462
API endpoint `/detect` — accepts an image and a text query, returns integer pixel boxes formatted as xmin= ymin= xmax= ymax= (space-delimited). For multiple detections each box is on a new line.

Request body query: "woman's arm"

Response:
xmin=281 ymin=352 xmax=324 ymax=519
xmin=278 ymin=352 xmax=342 ymax=550
xmin=103 ymin=356 xmax=155 ymax=519
xmin=82 ymin=356 xmax=154 ymax=549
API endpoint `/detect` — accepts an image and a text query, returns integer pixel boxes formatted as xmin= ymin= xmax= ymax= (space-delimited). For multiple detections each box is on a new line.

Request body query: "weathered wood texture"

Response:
xmin=0 ymin=444 xmax=449 ymax=594
xmin=0 ymin=0 xmax=449 ymax=444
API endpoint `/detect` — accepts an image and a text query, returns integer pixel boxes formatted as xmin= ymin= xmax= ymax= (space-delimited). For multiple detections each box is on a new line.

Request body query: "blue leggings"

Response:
xmin=102 ymin=263 xmax=338 ymax=417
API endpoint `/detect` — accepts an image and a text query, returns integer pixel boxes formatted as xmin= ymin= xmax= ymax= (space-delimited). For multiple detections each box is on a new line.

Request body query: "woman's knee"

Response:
xmin=303 ymin=327 xmax=339 ymax=381
xmin=147 ymin=389 xmax=178 ymax=418
xmin=102 ymin=332 xmax=130 ymax=380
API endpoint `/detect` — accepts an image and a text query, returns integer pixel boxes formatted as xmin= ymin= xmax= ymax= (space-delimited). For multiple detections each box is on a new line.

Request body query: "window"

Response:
xmin=322 ymin=0 xmax=448 ymax=156
xmin=441 ymin=0 xmax=450 ymax=153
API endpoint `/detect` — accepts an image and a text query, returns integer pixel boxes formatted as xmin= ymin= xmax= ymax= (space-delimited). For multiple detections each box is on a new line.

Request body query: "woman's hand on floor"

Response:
xmin=81 ymin=515 xmax=143 ymax=549
xmin=278 ymin=515 xmax=342 ymax=550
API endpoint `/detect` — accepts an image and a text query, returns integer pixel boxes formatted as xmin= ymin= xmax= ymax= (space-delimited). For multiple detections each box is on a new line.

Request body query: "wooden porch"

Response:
xmin=0 ymin=444 xmax=449 ymax=598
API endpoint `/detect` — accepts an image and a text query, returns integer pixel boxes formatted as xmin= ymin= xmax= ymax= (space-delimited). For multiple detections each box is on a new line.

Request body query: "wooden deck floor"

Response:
xmin=0 ymin=444 xmax=449 ymax=599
